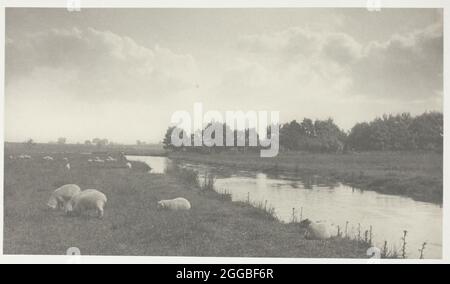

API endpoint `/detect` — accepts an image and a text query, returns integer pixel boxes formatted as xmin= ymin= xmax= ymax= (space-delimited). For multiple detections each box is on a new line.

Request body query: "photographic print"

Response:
xmin=1 ymin=1 xmax=446 ymax=263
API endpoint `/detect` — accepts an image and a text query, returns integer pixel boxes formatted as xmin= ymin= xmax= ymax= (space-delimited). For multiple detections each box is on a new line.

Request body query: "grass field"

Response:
xmin=3 ymin=146 xmax=367 ymax=257
xmin=169 ymin=151 xmax=443 ymax=204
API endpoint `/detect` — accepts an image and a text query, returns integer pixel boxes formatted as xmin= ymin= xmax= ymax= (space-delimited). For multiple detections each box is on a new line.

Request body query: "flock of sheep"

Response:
xmin=11 ymin=153 xmax=327 ymax=240
xmin=47 ymin=183 xmax=192 ymax=219
xmin=10 ymin=153 xmax=192 ymax=218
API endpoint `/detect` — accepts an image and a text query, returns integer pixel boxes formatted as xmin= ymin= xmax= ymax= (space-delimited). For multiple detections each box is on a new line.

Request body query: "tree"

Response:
xmin=163 ymin=127 xmax=177 ymax=150
xmin=57 ymin=137 xmax=67 ymax=145
xmin=92 ymin=138 xmax=108 ymax=147
xmin=25 ymin=139 xmax=35 ymax=148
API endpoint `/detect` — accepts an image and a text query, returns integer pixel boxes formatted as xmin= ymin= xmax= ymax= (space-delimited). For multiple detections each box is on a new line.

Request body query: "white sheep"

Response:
xmin=47 ymin=184 xmax=82 ymax=210
xmin=157 ymin=197 xmax=191 ymax=211
xmin=65 ymin=189 xmax=108 ymax=219
xmin=8 ymin=155 xmax=14 ymax=160
xmin=299 ymin=219 xmax=332 ymax=240
xmin=126 ymin=162 xmax=132 ymax=169
xmin=66 ymin=163 xmax=71 ymax=170
xmin=63 ymin=157 xmax=69 ymax=161
xmin=43 ymin=156 xmax=54 ymax=161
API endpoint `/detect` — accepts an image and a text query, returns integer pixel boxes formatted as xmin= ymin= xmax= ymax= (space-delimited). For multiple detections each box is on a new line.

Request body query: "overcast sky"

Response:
xmin=5 ymin=8 xmax=443 ymax=144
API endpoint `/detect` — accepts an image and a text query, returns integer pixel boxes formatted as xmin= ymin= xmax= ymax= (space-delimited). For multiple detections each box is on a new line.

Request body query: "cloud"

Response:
xmin=233 ymin=23 xmax=442 ymax=102
xmin=6 ymin=27 xmax=199 ymax=102
xmin=352 ymin=24 xmax=443 ymax=100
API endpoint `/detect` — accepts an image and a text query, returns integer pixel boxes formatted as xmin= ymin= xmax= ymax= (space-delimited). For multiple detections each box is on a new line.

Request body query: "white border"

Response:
xmin=0 ymin=0 xmax=448 ymax=264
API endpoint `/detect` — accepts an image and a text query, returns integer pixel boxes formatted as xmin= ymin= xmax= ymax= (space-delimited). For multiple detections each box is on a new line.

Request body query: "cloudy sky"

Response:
xmin=5 ymin=8 xmax=443 ymax=144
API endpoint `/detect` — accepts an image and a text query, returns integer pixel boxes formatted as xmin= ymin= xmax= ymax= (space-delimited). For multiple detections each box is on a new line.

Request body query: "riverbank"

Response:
xmin=168 ymin=151 xmax=443 ymax=204
xmin=3 ymin=151 xmax=368 ymax=258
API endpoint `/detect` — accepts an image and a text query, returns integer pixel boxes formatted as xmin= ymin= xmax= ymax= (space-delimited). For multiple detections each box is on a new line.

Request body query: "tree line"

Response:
xmin=163 ymin=111 xmax=443 ymax=153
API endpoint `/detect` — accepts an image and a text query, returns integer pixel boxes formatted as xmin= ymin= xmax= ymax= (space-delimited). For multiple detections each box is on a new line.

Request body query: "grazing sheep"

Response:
xmin=9 ymin=155 xmax=14 ymax=160
xmin=157 ymin=197 xmax=191 ymax=211
xmin=106 ymin=156 xmax=117 ymax=162
xmin=43 ymin=156 xmax=54 ymax=161
xmin=65 ymin=189 xmax=108 ymax=219
xmin=66 ymin=163 xmax=71 ymax=170
xmin=299 ymin=219 xmax=332 ymax=240
xmin=47 ymin=184 xmax=82 ymax=210
xmin=63 ymin=157 xmax=69 ymax=161
xmin=88 ymin=159 xmax=93 ymax=162
xmin=19 ymin=154 xmax=31 ymax=159
xmin=126 ymin=162 xmax=132 ymax=169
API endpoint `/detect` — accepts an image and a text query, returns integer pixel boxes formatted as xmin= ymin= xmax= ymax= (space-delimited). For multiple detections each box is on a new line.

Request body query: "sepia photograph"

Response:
xmin=1 ymin=0 xmax=447 ymax=265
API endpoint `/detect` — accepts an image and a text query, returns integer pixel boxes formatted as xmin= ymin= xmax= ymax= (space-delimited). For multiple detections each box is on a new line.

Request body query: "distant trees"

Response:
xmin=92 ymin=138 xmax=109 ymax=147
xmin=25 ymin=139 xmax=35 ymax=148
xmin=162 ymin=112 xmax=443 ymax=154
xmin=347 ymin=112 xmax=442 ymax=152
xmin=136 ymin=140 xmax=147 ymax=146
xmin=163 ymin=126 xmax=179 ymax=151
xmin=279 ymin=118 xmax=346 ymax=153
xmin=57 ymin=137 xmax=67 ymax=145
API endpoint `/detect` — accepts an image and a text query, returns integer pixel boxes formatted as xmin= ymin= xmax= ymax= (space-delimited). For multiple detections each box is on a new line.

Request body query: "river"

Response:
xmin=126 ymin=155 xmax=443 ymax=259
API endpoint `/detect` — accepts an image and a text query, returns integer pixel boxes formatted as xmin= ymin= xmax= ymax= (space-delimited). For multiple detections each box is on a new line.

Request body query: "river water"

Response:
xmin=126 ymin=155 xmax=442 ymax=259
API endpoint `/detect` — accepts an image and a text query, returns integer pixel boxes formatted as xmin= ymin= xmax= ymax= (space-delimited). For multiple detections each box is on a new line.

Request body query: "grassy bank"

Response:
xmin=168 ymin=151 xmax=443 ymax=204
xmin=3 ymin=151 xmax=368 ymax=258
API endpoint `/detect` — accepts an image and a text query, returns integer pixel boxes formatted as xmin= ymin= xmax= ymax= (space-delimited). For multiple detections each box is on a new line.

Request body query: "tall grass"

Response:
xmin=166 ymin=162 xmax=200 ymax=188
xmin=201 ymin=173 xmax=216 ymax=193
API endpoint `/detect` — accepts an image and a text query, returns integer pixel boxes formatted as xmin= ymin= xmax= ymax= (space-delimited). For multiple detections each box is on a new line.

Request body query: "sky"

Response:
xmin=5 ymin=8 xmax=443 ymax=144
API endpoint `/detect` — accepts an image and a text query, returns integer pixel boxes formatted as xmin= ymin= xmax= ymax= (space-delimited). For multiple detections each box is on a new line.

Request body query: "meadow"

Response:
xmin=3 ymin=144 xmax=367 ymax=257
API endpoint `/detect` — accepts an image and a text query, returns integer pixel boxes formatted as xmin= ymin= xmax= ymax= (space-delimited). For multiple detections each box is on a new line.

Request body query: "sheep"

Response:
xmin=47 ymin=184 xmax=82 ymax=210
xmin=19 ymin=154 xmax=31 ymax=159
xmin=43 ymin=156 xmax=54 ymax=161
xmin=66 ymin=163 xmax=71 ymax=170
xmin=63 ymin=157 xmax=69 ymax=161
xmin=8 ymin=155 xmax=14 ymax=160
xmin=94 ymin=157 xmax=105 ymax=163
xmin=65 ymin=189 xmax=108 ymax=219
xmin=126 ymin=162 xmax=132 ymax=169
xmin=106 ymin=156 xmax=117 ymax=162
xmin=157 ymin=197 xmax=191 ymax=211
xmin=299 ymin=219 xmax=332 ymax=240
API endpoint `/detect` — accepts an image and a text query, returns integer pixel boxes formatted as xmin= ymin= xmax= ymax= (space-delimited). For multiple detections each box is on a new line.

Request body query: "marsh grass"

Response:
xmin=165 ymin=162 xmax=199 ymax=189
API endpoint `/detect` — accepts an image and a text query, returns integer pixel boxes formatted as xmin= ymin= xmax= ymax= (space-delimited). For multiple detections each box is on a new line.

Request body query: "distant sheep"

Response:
xmin=157 ymin=197 xmax=191 ymax=211
xmin=126 ymin=162 xmax=132 ymax=169
xmin=19 ymin=154 xmax=31 ymax=159
xmin=299 ymin=219 xmax=332 ymax=240
xmin=47 ymin=184 xmax=82 ymax=210
xmin=8 ymin=155 xmax=14 ymax=160
xmin=63 ymin=157 xmax=69 ymax=161
xmin=66 ymin=163 xmax=71 ymax=170
xmin=65 ymin=189 xmax=108 ymax=219
xmin=106 ymin=156 xmax=117 ymax=162
xmin=43 ymin=156 xmax=54 ymax=161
